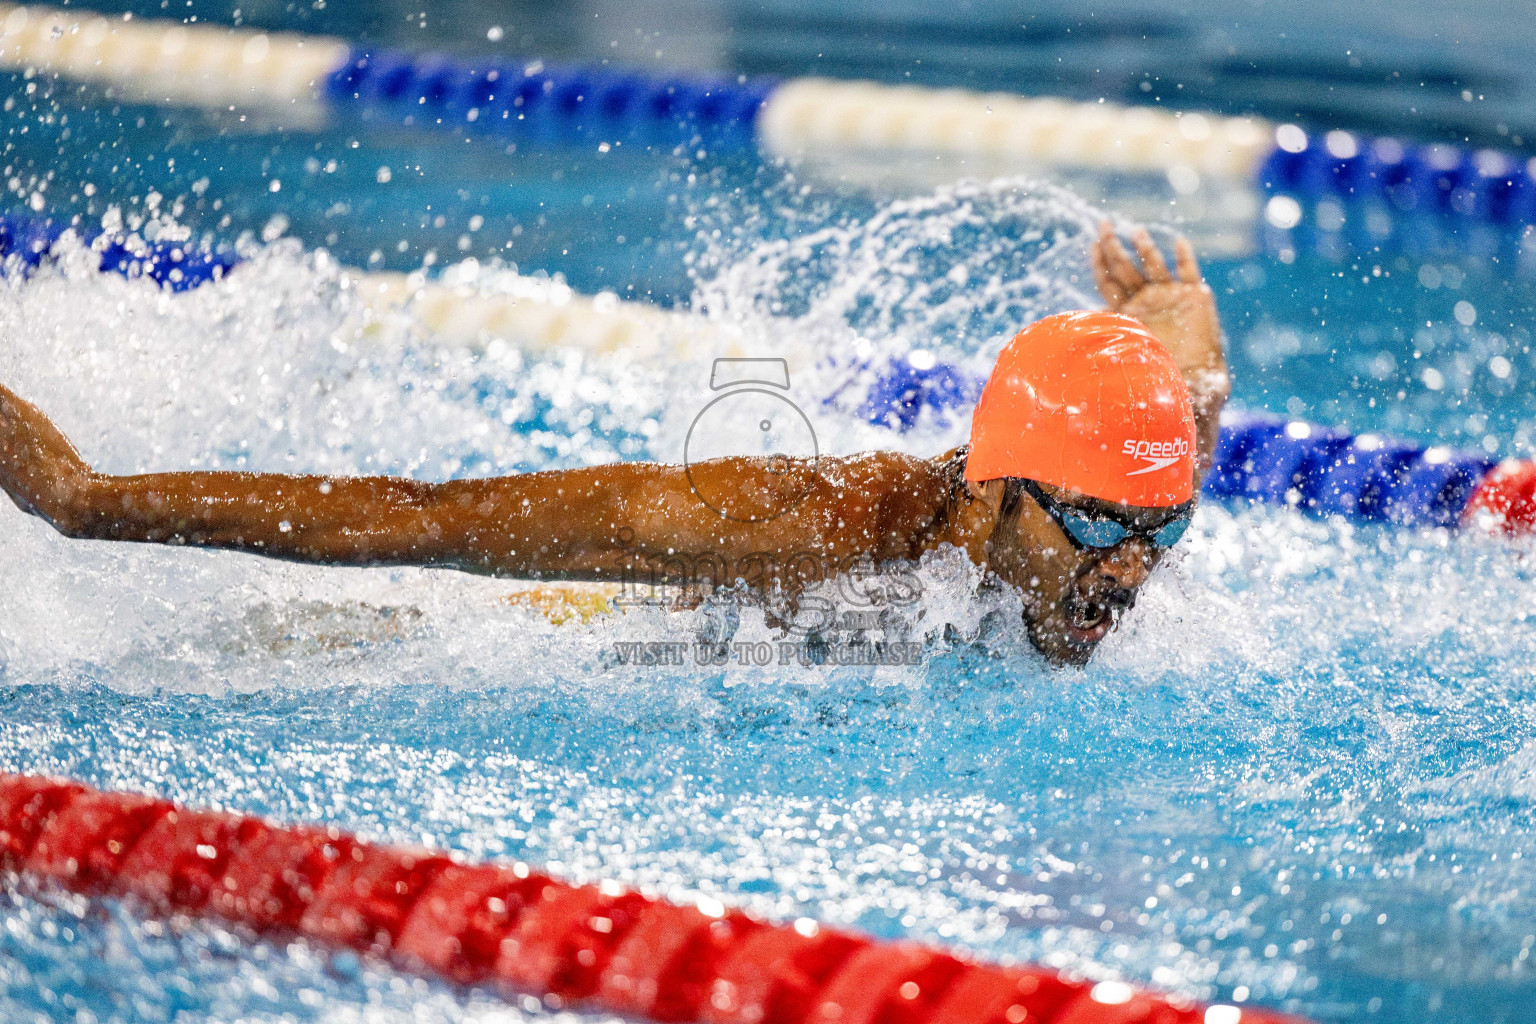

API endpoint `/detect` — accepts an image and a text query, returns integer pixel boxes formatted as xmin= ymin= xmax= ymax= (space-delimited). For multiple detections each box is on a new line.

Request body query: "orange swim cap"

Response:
xmin=965 ymin=310 xmax=1197 ymax=507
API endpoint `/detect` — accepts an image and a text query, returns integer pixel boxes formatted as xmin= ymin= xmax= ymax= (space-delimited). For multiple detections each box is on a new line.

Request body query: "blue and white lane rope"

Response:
xmin=0 ymin=213 xmax=734 ymax=357
xmin=4 ymin=209 xmax=1531 ymax=534
xmin=4 ymin=4 xmax=1536 ymax=229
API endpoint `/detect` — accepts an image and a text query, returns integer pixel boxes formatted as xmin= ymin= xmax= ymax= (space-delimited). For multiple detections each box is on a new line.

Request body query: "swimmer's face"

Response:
xmin=978 ymin=480 xmax=1184 ymax=667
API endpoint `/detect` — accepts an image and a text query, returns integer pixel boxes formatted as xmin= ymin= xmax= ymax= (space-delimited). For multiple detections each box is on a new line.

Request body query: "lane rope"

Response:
xmin=326 ymin=47 xmax=774 ymax=142
xmin=1257 ymin=131 xmax=1536 ymax=228
xmin=350 ymin=264 xmax=738 ymax=360
xmin=0 ymin=212 xmax=733 ymax=359
xmin=3 ymin=3 xmax=1535 ymax=229
xmin=1 ymin=209 xmax=1528 ymax=536
xmin=756 ymin=78 xmax=1270 ymax=179
xmin=0 ymin=772 xmax=1310 ymax=1024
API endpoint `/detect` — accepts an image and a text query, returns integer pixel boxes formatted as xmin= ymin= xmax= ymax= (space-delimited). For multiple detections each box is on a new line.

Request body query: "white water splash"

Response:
xmin=3 ymin=186 xmax=1536 ymax=1024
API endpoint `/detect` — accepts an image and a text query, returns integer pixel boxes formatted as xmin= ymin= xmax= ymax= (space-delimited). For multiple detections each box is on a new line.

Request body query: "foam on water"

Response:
xmin=690 ymin=176 xmax=1101 ymax=353
xmin=684 ymin=175 xmax=1117 ymax=451
xmin=0 ymin=182 xmax=1534 ymax=1023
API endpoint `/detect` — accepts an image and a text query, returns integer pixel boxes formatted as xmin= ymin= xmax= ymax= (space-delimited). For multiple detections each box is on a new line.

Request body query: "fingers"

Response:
xmin=1096 ymin=221 xmax=1145 ymax=297
xmin=1089 ymin=234 xmax=1127 ymax=307
xmin=1174 ymin=236 xmax=1203 ymax=285
xmin=1094 ymin=221 xmax=1203 ymax=299
xmin=1131 ymin=228 xmax=1173 ymax=283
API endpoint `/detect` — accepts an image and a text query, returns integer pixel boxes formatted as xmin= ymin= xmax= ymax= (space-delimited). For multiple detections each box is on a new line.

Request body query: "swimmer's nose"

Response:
xmin=1092 ymin=538 xmax=1155 ymax=593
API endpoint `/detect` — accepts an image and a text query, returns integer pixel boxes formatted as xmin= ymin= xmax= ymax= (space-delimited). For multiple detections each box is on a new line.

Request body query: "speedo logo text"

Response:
xmin=1122 ymin=437 xmax=1190 ymax=475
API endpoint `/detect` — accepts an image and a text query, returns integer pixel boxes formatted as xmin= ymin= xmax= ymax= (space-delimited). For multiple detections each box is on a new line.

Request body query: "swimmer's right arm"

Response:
xmin=1090 ymin=223 xmax=1231 ymax=479
xmin=0 ymin=382 xmax=850 ymax=578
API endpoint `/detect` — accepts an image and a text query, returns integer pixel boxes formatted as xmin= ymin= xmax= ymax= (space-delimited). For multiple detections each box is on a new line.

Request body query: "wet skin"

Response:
xmin=0 ymin=224 xmax=1228 ymax=666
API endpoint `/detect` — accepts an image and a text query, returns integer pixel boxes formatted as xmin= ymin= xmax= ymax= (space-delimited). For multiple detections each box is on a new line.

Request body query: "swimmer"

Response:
xmin=0 ymin=223 xmax=1227 ymax=666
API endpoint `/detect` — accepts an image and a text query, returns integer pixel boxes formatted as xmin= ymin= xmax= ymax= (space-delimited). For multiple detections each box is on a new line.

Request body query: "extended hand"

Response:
xmin=1089 ymin=221 xmax=1226 ymax=384
xmin=0 ymin=383 xmax=95 ymax=527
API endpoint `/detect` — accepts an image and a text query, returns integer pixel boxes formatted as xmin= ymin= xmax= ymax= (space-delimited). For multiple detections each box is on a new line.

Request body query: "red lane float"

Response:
xmin=1463 ymin=460 xmax=1536 ymax=533
xmin=0 ymin=774 xmax=1313 ymax=1024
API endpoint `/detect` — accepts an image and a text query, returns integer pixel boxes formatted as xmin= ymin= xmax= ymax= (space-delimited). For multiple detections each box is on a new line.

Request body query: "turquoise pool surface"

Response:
xmin=2 ymin=5 xmax=1535 ymax=1024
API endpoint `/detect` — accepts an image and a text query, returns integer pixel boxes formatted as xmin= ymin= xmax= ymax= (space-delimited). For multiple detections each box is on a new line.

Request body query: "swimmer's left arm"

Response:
xmin=0 ymin=381 xmax=854 ymax=579
xmin=1090 ymin=222 xmax=1230 ymax=479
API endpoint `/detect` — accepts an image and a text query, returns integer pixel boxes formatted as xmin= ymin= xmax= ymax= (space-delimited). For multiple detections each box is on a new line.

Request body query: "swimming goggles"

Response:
xmin=1019 ymin=479 xmax=1193 ymax=551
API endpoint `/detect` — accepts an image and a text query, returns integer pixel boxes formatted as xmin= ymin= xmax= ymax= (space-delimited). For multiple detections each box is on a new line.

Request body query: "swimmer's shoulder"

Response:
xmin=807 ymin=450 xmax=938 ymax=499
xmin=813 ymin=450 xmax=952 ymax=554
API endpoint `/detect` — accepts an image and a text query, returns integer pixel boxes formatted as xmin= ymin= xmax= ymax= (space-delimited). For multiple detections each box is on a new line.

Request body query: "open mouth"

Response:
xmin=1064 ymin=590 xmax=1114 ymax=646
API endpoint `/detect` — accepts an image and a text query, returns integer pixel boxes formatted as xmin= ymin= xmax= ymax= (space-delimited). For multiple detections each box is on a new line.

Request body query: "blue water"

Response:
xmin=3 ymin=7 xmax=1536 ymax=1024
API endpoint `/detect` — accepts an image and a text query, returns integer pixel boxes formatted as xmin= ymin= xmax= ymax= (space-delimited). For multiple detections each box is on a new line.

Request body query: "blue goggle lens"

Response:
xmin=1150 ymin=515 xmax=1192 ymax=548
xmin=1060 ymin=513 xmax=1129 ymax=548
xmin=1059 ymin=510 xmax=1192 ymax=550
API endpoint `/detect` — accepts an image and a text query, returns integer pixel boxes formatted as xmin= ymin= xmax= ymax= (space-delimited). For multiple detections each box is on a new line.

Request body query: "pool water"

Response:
xmin=3 ymin=13 xmax=1536 ymax=1024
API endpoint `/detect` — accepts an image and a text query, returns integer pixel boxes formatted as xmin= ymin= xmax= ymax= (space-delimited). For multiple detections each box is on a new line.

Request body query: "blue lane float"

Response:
xmin=1204 ymin=416 xmax=1496 ymax=529
xmin=1257 ymin=136 xmax=1536 ymax=227
xmin=0 ymin=213 xmax=236 ymax=292
xmin=325 ymin=49 xmax=777 ymax=142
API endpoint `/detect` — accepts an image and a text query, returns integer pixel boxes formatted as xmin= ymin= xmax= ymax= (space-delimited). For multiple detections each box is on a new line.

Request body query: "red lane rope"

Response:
xmin=0 ymin=773 xmax=1312 ymax=1024
xmin=1464 ymin=460 xmax=1536 ymax=533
